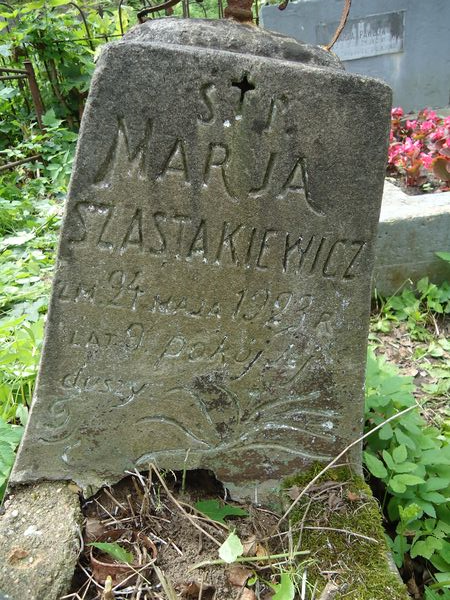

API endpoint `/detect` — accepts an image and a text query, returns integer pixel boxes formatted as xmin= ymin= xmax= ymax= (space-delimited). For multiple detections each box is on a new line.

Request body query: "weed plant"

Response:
xmin=0 ymin=110 xmax=75 ymax=495
xmin=364 ymin=351 xmax=450 ymax=597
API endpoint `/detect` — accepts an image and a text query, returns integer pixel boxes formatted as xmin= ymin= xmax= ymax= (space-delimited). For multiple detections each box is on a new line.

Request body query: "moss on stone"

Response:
xmin=282 ymin=465 xmax=410 ymax=599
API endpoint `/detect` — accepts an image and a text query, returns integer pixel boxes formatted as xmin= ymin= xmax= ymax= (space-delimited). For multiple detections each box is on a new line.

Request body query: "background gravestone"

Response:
xmin=11 ymin=19 xmax=391 ymax=500
xmin=260 ymin=0 xmax=450 ymax=112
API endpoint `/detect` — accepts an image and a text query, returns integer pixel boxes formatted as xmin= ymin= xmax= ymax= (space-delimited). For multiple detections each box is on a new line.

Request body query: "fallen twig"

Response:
xmin=0 ymin=154 xmax=42 ymax=173
xmin=189 ymin=549 xmax=310 ymax=572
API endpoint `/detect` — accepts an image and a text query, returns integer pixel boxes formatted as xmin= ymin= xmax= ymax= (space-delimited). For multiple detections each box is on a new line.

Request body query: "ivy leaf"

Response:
xmin=219 ymin=531 xmax=243 ymax=564
xmin=364 ymin=452 xmax=388 ymax=478
xmin=89 ymin=542 xmax=134 ymax=564
xmin=195 ymin=499 xmax=248 ymax=525
xmin=271 ymin=573 xmax=295 ymax=600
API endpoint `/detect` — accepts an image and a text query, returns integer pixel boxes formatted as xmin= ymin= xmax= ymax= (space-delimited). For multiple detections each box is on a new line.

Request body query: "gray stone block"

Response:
xmin=374 ymin=182 xmax=450 ymax=295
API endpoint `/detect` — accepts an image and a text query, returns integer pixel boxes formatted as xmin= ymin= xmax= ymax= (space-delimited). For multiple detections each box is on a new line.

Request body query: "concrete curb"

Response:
xmin=374 ymin=181 xmax=450 ymax=295
xmin=0 ymin=482 xmax=82 ymax=600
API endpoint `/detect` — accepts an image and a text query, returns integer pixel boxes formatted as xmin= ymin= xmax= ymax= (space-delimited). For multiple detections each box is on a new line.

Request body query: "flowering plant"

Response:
xmin=388 ymin=107 xmax=450 ymax=191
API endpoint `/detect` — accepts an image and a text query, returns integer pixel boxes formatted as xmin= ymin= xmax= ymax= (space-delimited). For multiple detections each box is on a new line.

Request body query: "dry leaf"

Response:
xmin=84 ymin=518 xmax=108 ymax=543
xmin=242 ymin=535 xmax=256 ymax=556
xmin=178 ymin=580 xmax=215 ymax=599
xmin=240 ymin=589 xmax=257 ymax=600
xmin=346 ymin=491 xmax=361 ymax=502
xmin=255 ymin=543 xmax=269 ymax=558
xmin=286 ymin=485 xmax=301 ymax=500
xmin=228 ymin=565 xmax=252 ymax=587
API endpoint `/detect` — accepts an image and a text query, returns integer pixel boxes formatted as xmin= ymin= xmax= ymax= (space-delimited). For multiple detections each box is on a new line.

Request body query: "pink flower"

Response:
xmin=420 ymin=120 xmax=435 ymax=133
xmin=420 ymin=152 xmax=433 ymax=169
xmin=403 ymin=137 xmax=421 ymax=153
xmin=391 ymin=107 xmax=404 ymax=118
xmin=406 ymin=119 xmax=418 ymax=130
xmin=422 ymin=109 xmax=438 ymax=121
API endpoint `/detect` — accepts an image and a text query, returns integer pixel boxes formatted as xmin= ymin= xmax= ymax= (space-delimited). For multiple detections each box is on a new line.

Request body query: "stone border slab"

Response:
xmin=374 ymin=181 xmax=450 ymax=295
xmin=0 ymin=482 xmax=82 ymax=600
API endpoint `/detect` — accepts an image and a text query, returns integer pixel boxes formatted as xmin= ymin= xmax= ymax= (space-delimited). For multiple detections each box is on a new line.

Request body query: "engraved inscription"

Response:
xmin=95 ymin=99 xmax=321 ymax=213
xmin=66 ymin=203 xmax=367 ymax=279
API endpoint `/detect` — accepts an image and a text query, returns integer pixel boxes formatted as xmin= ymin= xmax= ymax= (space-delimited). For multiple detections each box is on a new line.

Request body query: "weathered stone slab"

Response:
xmin=0 ymin=482 xmax=82 ymax=600
xmin=11 ymin=19 xmax=391 ymax=500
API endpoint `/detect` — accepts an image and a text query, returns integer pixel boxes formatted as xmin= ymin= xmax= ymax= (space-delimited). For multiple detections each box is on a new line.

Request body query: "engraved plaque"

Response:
xmin=316 ymin=12 xmax=405 ymax=61
xmin=12 ymin=19 xmax=391 ymax=499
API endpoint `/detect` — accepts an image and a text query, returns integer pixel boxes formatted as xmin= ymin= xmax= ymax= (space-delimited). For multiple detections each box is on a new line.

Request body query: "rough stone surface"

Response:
xmin=374 ymin=181 xmax=450 ymax=294
xmin=0 ymin=482 xmax=82 ymax=600
xmin=11 ymin=19 xmax=391 ymax=500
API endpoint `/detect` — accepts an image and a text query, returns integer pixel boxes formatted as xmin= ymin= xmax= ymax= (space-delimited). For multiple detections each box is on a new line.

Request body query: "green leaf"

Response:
xmin=399 ymin=503 xmax=423 ymax=524
xmin=393 ymin=462 xmax=418 ymax=474
xmin=218 ymin=531 xmax=243 ymax=564
xmin=0 ymin=87 xmax=18 ymax=100
xmin=440 ymin=541 xmax=450 ymax=563
xmin=393 ymin=474 xmax=425 ymax=487
xmin=424 ymin=478 xmax=449 ymax=492
xmin=420 ymin=491 xmax=448 ymax=504
xmin=0 ymin=421 xmax=23 ymax=446
xmin=415 ymin=499 xmax=437 ymax=518
xmin=390 ymin=533 xmax=410 ymax=567
xmin=424 ymin=587 xmax=441 ymax=600
xmin=194 ymin=499 xmax=248 ymax=525
xmin=382 ymin=450 xmax=395 ymax=470
xmin=89 ymin=542 xmax=133 ymax=564
xmin=0 ymin=441 xmax=16 ymax=477
xmin=393 ymin=444 xmax=408 ymax=463
xmin=389 ymin=478 xmax=407 ymax=494
xmin=430 ymin=551 xmax=450 ymax=574
xmin=0 ymin=43 xmax=11 ymax=58
xmin=411 ymin=536 xmax=443 ymax=560
xmin=379 ymin=423 xmax=393 ymax=440
xmin=363 ymin=452 xmax=388 ymax=478
xmin=436 ymin=252 xmax=450 ymax=264
xmin=271 ymin=573 xmax=295 ymax=600
xmin=41 ymin=109 xmax=62 ymax=128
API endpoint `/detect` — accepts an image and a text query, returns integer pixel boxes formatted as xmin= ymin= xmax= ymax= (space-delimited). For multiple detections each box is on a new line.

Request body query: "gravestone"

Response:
xmin=11 ymin=19 xmax=391 ymax=500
